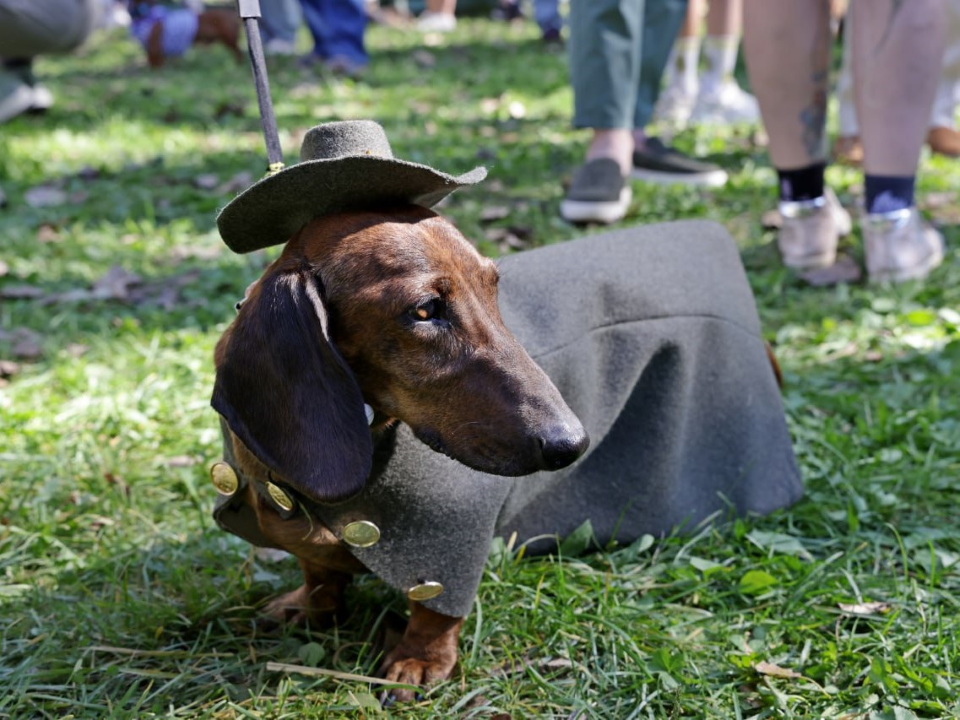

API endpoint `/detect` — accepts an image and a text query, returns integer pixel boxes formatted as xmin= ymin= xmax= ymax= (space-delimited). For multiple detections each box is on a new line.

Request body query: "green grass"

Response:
xmin=2 ymin=16 xmax=959 ymax=719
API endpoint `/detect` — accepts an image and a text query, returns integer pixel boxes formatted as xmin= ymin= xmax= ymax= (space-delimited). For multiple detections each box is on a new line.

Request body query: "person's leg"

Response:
xmin=833 ymin=12 xmax=863 ymax=165
xmin=633 ymin=0 xmax=728 ymax=186
xmin=851 ymin=0 xmax=946 ymax=281
xmin=852 ymin=0 xmax=943 ymax=185
xmin=260 ymin=0 xmax=303 ymax=51
xmin=743 ymin=0 xmax=850 ymax=270
xmin=702 ymin=0 xmax=741 ymax=95
xmin=743 ymin=0 xmax=831 ymax=172
xmin=0 ymin=0 xmax=99 ymax=56
xmin=691 ymin=0 xmax=759 ymax=124
xmin=560 ymin=0 xmax=645 ymax=223
xmin=655 ymin=0 xmax=701 ymax=125
xmin=926 ymin=0 xmax=960 ymax=155
xmin=299 ymin=0 xmax=368 ymax=71
xmin=418 ymin=0 xmax=457 ymax=30
xmin=634 ymin=0 xmax=689 ymax=133
xmin=533 ymin=0 xmax=563 ymax=39
xmin=0 ymin=0 xmax=99 ymax=123
xmin=570 ymin=0 xmax=645 ymax=175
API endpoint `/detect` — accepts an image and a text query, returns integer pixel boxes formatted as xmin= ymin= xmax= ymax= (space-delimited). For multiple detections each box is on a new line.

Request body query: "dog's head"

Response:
xmin=212 ymin=205 xmax=588 ymax=504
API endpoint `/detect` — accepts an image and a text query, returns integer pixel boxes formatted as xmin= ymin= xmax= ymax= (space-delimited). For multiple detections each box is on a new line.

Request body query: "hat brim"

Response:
xmin=216 ymin=155 xmax=487 ymax=253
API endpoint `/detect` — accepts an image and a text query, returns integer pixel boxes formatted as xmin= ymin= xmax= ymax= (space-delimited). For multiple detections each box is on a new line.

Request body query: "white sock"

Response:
xmin=663 ymin=36 xmax=701 ymax=97
xmin=700 ymin=35 xmax=740 ymax=96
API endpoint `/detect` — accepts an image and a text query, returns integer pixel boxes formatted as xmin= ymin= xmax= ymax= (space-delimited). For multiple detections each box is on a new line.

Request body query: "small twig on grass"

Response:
xmin=265 ymin=661 xmax=402 ymax=687
xmin=85 ymin=645 xmax=234 ymax=659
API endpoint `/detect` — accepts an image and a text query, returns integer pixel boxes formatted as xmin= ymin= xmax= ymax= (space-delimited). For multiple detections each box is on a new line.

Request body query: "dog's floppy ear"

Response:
xmin=212 ymin=265 xmax=372 ymax=503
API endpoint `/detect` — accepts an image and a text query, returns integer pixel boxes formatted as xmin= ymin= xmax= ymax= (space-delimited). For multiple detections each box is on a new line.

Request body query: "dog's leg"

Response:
xmin=379 ymin=602 xmax=464 ymax=703
xmin=264 ymin=558 xmax=353 ymax=626
xmin=146 ymin=22 xmax=165 ymax=68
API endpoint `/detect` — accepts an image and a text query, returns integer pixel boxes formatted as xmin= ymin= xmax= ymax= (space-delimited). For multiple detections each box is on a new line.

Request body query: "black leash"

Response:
xmin=237 ymin=0 xmax=285 ymax=175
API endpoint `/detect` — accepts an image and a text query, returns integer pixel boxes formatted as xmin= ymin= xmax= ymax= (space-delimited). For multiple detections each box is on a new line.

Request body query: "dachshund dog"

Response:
xmin=212 ymin=205 xmax=589 ymax=700
xmin=129 ymin=2 xmax=243 ymax=69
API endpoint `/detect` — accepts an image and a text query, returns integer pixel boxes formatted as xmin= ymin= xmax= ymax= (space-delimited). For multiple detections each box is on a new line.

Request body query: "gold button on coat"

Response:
xmin=265 ymin=481 xmax=295 ymax=511
xmin=342 ymin=520 xmax=381 ymax=548
xmin=407 ymin=581 xmax=444 ymax=601
xmin=210 ymin=462 xmax=239 ymax=495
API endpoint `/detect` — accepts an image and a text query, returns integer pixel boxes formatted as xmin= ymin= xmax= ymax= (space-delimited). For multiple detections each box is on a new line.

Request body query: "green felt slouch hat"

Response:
xmin=217 ymin=120 xmax=488 ymax=253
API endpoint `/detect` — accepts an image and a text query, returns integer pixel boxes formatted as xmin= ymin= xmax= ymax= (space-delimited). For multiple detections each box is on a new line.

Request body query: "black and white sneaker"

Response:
xmin=631 ymin=137 xmax=728 ymax=187
xmin=560 ymin=158 xmax=632 ymax=224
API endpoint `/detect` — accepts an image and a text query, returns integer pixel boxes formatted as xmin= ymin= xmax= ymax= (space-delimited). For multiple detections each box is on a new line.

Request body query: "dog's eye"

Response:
xmin=410 ymin=299 xmax=445 ymax=322
xmin=412 ymin=299 xmax=438 ymax=321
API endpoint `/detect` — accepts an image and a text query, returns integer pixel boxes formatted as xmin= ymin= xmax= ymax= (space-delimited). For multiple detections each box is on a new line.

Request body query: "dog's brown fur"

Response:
xmin=146 ymin=8 xmax=243 ymax=68
xmin=213 ymin=206 xmax=587 ymax=700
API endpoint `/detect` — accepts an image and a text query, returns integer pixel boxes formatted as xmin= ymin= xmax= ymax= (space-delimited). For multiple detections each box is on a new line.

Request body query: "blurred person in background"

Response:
xmin=298 ymin=0 xmax=369 ymax=76
xmin=417 ymin=0 xmax=458 ymax=31
xmin=655 ymin=0 xmax=758 ymax=127
xmin=743 ymin=0 xmax=946 ymax=283
xmin=834 ymin=0 xmax=960 ymax=163
xmin=0 ymin=0 xmax=101 ymax=123
xmin=560 ymin=0 xmax=730 ymax=225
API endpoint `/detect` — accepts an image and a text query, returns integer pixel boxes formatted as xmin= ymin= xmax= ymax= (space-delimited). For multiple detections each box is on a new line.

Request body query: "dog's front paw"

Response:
xmin=262 ymin=585 xmax=311 ymax=627
xmin=262 ymin=584 xmax=342 ymax=629
xmin=379 ymin=652 xmax=456 ymax=704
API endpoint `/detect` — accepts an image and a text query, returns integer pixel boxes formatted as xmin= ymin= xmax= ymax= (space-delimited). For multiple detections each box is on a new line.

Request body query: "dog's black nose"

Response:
xmin=538 ymin=427 xmax=590 ymax=470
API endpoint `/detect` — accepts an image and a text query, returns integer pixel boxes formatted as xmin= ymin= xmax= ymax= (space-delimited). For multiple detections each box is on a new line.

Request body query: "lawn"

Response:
xmin=2 ymin=13 xmax=959 ymax=719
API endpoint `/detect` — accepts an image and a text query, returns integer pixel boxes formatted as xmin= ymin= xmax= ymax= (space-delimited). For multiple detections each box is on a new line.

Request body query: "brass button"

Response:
xmin=210 ymin=462 xmax=239 ymax=496
xmin=265 ymin=481 xmax=295 ymax=511
xmin=342 ymin=520 xmax=380 ymax=548
xmin=407 ymin=581 xmax=444 ymax=601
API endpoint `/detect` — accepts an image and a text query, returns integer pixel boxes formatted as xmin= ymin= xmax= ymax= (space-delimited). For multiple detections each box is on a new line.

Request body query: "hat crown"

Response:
xmin=300 ymin=120 xmax=395 ymax=162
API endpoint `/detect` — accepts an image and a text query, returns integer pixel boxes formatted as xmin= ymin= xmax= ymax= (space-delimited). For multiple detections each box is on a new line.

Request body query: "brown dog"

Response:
xmin=137 ymin=4 xmax=243 ymax=68
xmin=212 ymin=206 xmax=589 ymax=700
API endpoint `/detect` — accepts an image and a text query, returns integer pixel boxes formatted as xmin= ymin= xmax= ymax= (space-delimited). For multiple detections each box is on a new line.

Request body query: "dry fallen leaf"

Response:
xmin=838 ymin=601 xmax=892 ymax=616
xmin=1 ymin=285 xmax=45 ymax=299
xmin=194 ymin=173 xmax=220 ymax=190
xmin=11 ymin=329 xmax=43 ymax=359
xmin=0 ymin=359 xmax=21 ymax=377
xmin=480 ymin=205 xmax=511 ymax=223
xmin=215 ymin=171 xmax=253 ymax=196
xmin=92 ymin=265 xmax=142 ymax=301
xmin=37 ymin=224 xmax=61 ymax=243
xmin=24 ymin=185 xmax=67 ymax=208
xmin=754 ymin=660 xmax=803 ymax=679
xmin=412 ymin=49 xmax=435 ymax=68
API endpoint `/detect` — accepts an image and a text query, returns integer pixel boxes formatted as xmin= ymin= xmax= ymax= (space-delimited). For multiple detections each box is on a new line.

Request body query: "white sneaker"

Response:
xmin=0 ymin=81 xmax=35 ymax=124
xmin=264 ymin=38 xmax=298 ymax=56
xmin=690 ymin=81 xmax=760 ymax=125
xmin=777 ymin=189 xmax=852 ymax=270
xmin=864 ymin=207 xmax=944 ymax=283
xmin=653 ymin=84 xmax=696 ymax=127
xmin=416 ymin=11 xmax=457 ymax=32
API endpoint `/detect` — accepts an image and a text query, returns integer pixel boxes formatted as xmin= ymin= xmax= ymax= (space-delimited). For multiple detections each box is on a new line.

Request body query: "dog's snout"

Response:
xmin=538 ymin=425 xmax=589 ymax=470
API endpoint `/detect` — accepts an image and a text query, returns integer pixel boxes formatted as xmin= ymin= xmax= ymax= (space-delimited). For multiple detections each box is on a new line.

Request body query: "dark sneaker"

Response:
xmin=560 ymin=158 xmax=632 ymax=224
xmin=631 ymin=137 xmax=728 ymax=187
xmin=542 ymin=28 xmax=563 ymax=46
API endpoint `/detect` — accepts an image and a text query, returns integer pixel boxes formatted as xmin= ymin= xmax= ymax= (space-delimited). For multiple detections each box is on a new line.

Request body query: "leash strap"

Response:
xmin=237 ymin=0 xmax=285 ymax=175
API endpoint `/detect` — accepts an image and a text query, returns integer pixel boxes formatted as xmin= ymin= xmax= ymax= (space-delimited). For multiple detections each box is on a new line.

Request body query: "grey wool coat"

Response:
xmin=214 ymin=220 xmax=803 ymax=618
